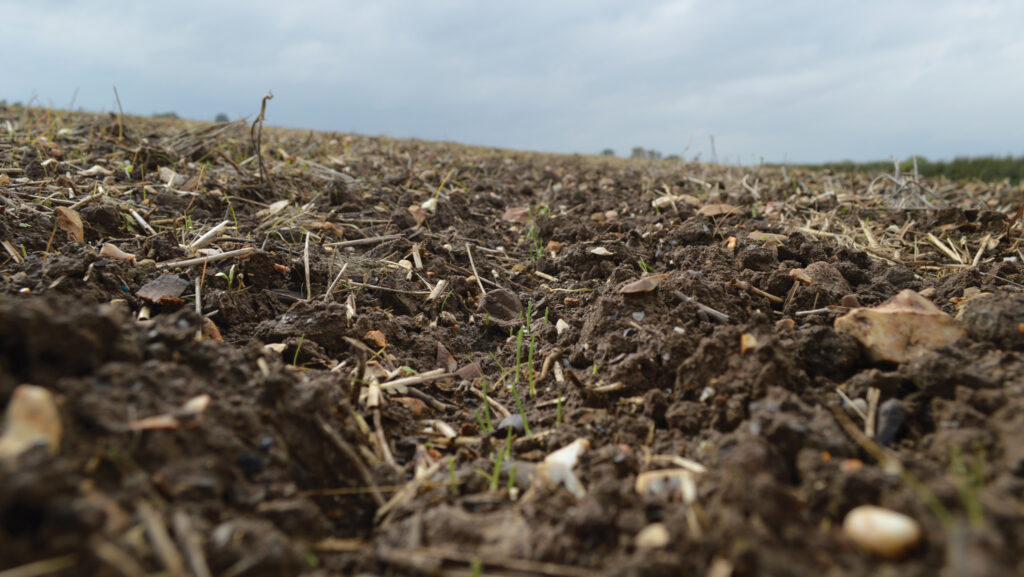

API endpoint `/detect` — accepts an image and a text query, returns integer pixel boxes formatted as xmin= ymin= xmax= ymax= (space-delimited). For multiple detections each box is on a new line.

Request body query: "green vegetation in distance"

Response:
xmin=791 ymin=155 xmax=1024 ymax=184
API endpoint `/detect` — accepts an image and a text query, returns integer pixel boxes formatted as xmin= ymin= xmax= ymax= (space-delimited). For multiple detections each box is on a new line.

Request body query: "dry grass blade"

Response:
xmin=250 ymin=91 xmax=274 ymax=192
xmin=925 ymin=232 xmax=963 ymax=264
xmin=0 ymin=555 xmax=76 ymax=577
xmin=136 ymin=501 xmax=187 ymax=577
xmin=377 ymin=546 xmax=596 ymax=577
xmin=156 ymin=247 xmax=254 ymax=270
xmin=315 ymin=414 xmax=386 ymax=507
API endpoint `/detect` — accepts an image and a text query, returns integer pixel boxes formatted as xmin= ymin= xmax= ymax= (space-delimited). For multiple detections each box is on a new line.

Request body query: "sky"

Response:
xmin=4 ymin=0 xmax=1023 ymax=164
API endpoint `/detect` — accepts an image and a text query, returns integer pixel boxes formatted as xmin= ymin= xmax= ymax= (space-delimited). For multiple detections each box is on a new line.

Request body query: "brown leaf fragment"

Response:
xmin=619 ymin=274 xmax=669 ymax=294
xmin=748 ymin=231 xmax=789 ymax=244
xmin=99 ymin=243 xmax=137 ymax=264
xmin=54 ymin=207 xmax=84 ymax=242
xmin=363 ymin=330 xmax=388 ymax=349
xmin=0 ymin=385 xmax=62 ymax=461
xmin=545 ymin=240 xmax=564 ymax=254
xmin=435 ymin=342 xmax=457 ymax=373
xmin=456 ymin=362 xmax=482 ymax=381
xmin=740 ymin=333 xmax=758 ymax=354
xmin=789 ymin=268 xmax=813 ymax=285
xmin=200 ymin=317 xmax=222 ymax=342
xmin=137 ymin=274 xmax=190 ymax=304
xmin=476 ymin=288 xmax=523 ymax=330
xmin=697 ymin=203 xmax=739 ymax=217
xmin=408 ymin=204 xmax=427 ymax=226
xmin=835 ymin=289 xmax=966 ymax=363
xmin=126 ymin=415 xmax=180 ymax=431
xmin=501 ymin=206 xmax=530 ymax=224
xmin=393 ymin=397 xmax=431 ymax=419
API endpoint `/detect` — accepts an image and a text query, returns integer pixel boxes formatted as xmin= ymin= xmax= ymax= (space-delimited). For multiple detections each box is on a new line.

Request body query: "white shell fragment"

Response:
xmin=555 ymin=318 xmax=570 ymax=336
xmin=635 ymin=469 xmax=697 ymax=502
xmin=535 ymin=438 xmax=589 ymax=498
xmin=590 ymin=247 xmax=613 ymax=256
xmin=835 ymin=289 xmax=966 ymax=363
xmin=0 ymin=385 xmax=62 ymax=462
xmin=635 ymin=523 xmax=671 ymax=549
xmin=99 ymin=243 xmax=137 ymax=264
xmin=842 ymin=505 xmax=922 ymax=559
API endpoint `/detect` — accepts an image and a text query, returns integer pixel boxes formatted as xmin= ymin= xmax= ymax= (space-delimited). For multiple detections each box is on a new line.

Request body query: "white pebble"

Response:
xmin=842 ymin=505 xmax=922 ymax=558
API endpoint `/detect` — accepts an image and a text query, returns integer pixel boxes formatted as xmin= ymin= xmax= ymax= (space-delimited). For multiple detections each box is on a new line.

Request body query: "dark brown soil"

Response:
xmin=1 ymin=104 xmax=1023 ymax=576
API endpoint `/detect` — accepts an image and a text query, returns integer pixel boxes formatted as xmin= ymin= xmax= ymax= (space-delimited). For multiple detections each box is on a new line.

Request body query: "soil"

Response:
xmin=1 ymin=104 xmax=1023 ymax=576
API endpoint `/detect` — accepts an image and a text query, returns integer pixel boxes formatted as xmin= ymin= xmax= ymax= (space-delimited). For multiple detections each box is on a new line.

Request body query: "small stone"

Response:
xmin=843 ymin=505 xmax=922 ymax=559
xmin=635 ymin=523 xmax=671 ymax=549
xmin=875 ymin=399 xmax=907 ymax=447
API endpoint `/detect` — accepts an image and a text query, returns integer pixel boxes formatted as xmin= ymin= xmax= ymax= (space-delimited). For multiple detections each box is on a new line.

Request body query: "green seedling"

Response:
xmin=449 ymin=457 xmax=459 ymax=496
xmin=638 ymin=258 xmax=651 ymax=274
xmin=215 ymin=263 xmax=244 ymax=290
xmin=481 ymin=379 xmax=493 ymax=432
xmin=556 ymin=392 xmax=563 ymax=427
xmin=950 ymin=445 xmax=985 ymax=528
xmin=511 ymin=384 xmax=531 ymax=436
xmin=292 ymin=334 xmax=305 ymax=366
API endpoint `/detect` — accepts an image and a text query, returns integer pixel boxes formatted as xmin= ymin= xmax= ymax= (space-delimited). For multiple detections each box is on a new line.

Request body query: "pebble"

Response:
xmin=843 ymin=505 xmax=922 ymax=559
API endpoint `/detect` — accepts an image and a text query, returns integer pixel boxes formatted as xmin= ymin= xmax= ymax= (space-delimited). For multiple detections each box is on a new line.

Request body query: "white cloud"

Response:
xmin=2 ymin=0 xmax=1022 ymax=162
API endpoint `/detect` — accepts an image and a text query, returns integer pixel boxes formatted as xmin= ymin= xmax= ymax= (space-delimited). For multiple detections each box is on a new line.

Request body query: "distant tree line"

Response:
xmin=806 ymin=155 xmax=1024 ymax=183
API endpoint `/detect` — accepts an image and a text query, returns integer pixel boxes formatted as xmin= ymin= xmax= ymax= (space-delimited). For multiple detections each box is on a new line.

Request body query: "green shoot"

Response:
xmin=514 ymin=327 xmax=524 ymax=385
xmin=449 ymin=457 xmax=459 ymax=495
xmin=556 ymin=392 xmax=563 ymax=427
xmin=481 ymin=379 xmax=493 ymax=432
xmin=527 ymin=333 xmax=536 ymax=398
xmin=950 ymin=445 xmax=985 ymax=528
xmin=638 ymin=258 xmax=651 ymax=274
xmin=474 ymin=410 xmax=487 ymax=434
xmin=292 ymin=334 xmax=305 ymax=366
xmin=511 ymin=384 xmax=531 ymax=436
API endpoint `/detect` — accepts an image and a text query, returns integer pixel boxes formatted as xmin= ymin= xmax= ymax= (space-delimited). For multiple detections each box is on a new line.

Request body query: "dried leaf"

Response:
xmin=363 ymin=330 xmax=387 ymax=349
xmin=54 ymin=207 xmax=84 ymax=242
xmin=501 ymin=206 xmax=530 ymax=224
xmin=0 ymin=385 xmax=62 ymax=461
xmin=835 ymin=289 xmax=966 ymax=363
xmin=619 ymin=274 xmax=668 ymax=294
xmin=136 ymin=274 xmax=190 ymax=304
xmin=78 ymin=164 xmax=113 ymax=177
xmin=456 ymin=362 xmax=482 ymax=380
xmin=257 ymin=199 xmax=290 ymax=219
xmin=789 ymin=268 xmax=813 ymax=285
xmin=697 ymin=203 xmax=739 ymax=217
xmin=408 ymin=204 xmax=427 ymax=226
xmin=590 ymin=247 xmax=613 ymax=256
xmin=99 ymin=243 xmax=136 ymax=264
xmin=435 ymin=342 xmax=457 ymax=373
xmin=200 ymin=317 xmax=223 ymax=342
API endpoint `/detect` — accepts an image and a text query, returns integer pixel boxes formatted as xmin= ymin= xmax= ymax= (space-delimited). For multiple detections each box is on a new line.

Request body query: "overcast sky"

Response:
xmin=4 ymin=1 xmax=1022 ymax=163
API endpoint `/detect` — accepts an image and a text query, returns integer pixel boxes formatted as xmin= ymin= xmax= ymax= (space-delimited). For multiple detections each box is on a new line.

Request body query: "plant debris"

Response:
xmin=1 ymin=104 xmax=1023 ymax=576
